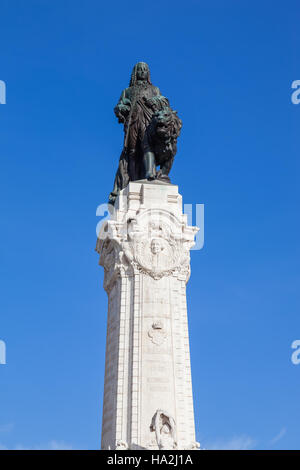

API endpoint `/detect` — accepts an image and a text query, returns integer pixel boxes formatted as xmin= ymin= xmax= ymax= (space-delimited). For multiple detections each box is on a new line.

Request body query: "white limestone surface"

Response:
xmin=96 ymin=180 xmax=199 ymax=450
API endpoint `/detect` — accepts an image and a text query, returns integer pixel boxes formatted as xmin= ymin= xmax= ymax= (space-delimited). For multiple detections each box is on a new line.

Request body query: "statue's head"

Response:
xmin=150 ymin=238 xmax=163 ymax=254
xmin=129 ymin=62 xmax=151 ymax=86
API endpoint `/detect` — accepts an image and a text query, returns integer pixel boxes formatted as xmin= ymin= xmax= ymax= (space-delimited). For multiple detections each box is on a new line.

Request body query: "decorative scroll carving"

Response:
xmin=99 ymin=239 xmax=124 ymax=293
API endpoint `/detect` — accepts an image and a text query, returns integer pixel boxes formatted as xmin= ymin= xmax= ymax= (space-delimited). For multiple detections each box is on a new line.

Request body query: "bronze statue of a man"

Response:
xmin=109 ymin=62 xmax=182 ymax=205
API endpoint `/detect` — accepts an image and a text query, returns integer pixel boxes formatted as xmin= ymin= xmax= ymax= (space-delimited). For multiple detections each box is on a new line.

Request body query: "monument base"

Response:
xmin=96 ymin=180 xmax=199 ymax=450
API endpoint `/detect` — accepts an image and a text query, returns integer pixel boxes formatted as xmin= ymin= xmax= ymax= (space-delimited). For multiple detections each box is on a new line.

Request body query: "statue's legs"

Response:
xmin=128 ymin=149 xmax=138 ymax=180
xmin=142 ymin=129 xmax=156 ymax=180
xmin=127 ymin=119 xmax=157 ymax=181
xmin=143 ymin=151 xmax=156 ymax=180
xmin=127 ymin=121 xmax=143 ymax=180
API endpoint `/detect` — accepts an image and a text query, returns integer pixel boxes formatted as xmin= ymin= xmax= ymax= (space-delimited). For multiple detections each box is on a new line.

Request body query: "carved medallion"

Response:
xmin=123 ymin=220 xmax=190 ymax=280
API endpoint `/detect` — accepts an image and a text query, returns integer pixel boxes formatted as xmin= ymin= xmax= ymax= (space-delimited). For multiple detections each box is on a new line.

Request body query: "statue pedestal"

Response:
xmin=96 ymin=180 xmax=199 ymax=450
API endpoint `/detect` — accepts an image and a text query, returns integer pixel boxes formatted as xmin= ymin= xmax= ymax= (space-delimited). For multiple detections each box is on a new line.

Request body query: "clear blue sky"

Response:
xmin=0 ymin=0 xmax=299 ymax=450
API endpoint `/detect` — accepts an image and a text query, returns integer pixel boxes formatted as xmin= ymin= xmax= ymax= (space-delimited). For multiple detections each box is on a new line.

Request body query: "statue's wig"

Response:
xmin=129 ymin=62 xmax=151 ymax=87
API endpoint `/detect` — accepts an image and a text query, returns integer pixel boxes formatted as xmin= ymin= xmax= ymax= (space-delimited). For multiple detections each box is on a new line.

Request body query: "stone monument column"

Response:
xmin=96 ymin=179 xmax=199 ymax=450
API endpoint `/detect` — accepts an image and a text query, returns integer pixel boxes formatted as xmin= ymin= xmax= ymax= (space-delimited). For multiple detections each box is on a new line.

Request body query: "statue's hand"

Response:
xmin=114 ymin=102 xmax=130 ymax=123
xmin=123 ymin=98 xmax=131 ymax=108
xmin=119 ymin=104 xmax=130 ymax=115
xmin=119 ymin=98 xmax=131 ymax=115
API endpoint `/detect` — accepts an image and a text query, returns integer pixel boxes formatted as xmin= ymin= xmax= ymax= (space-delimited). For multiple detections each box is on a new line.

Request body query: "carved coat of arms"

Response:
xmin=148 ymin=320 xmax=167 ymax=345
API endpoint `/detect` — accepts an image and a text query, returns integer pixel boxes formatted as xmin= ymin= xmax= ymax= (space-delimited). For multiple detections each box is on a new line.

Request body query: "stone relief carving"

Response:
xmin=97 ymin=210 xmax=195 ymax=288
xmin=98 ymin=238 xmax=124 ymax=293
xmin=183 ymin=441 xmax=201 ymax=450
xmin=123 ymin=219 xmax=191 ymax=281
xmin=145 ymin=436 xmax=159 ymax=449
xmin=115 ymin=439 xmax=128 ymax=450
xmin=148 ymin=320 xmax=167 ymax=345
xmin=150 ymin=409 xmax=177 ymax=450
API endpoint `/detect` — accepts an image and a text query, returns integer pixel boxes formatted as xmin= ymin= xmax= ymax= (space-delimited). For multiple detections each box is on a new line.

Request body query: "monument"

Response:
xmin=96 ymin=62 xmax=199 ymax=450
